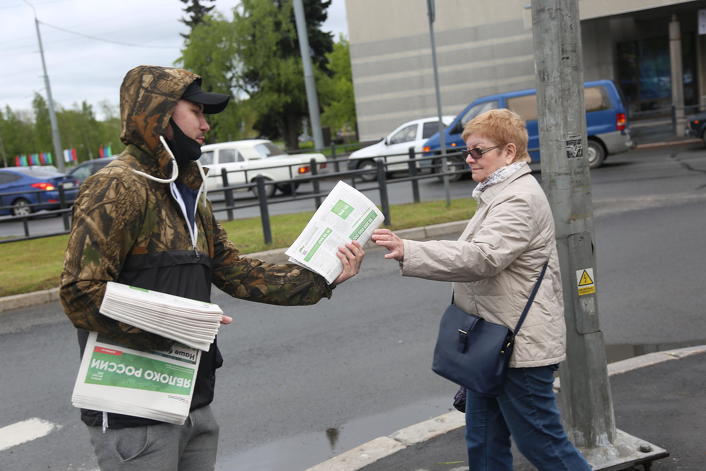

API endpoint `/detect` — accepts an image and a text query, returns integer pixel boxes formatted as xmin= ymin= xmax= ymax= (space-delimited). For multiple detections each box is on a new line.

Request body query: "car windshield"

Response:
xmin=254 ymin=142 xmax=286 ymax=158
xmin=200 ymin=151 xmax=215 ymax=165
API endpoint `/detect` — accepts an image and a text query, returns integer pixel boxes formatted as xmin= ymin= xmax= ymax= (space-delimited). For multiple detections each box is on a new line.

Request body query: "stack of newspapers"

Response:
xmin=72 ymin=332 xmax=202 ymax=425
xmin=99 ymin=281 xmax=223 ymax=351
xmin=72 ymin=283 xmax=224 ymax=424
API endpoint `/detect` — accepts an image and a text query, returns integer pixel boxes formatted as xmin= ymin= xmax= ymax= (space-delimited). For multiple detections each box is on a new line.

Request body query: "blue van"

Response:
xmin=422 ymin=80 xmax=632 ymax=170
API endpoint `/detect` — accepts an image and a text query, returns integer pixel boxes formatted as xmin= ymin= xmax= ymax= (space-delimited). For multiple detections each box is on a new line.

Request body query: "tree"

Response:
xmin=179 ymin=0 xmax=216 ymax=38
xmin=320 ymin=36 xmax=357 ymax=141
xmin=232 ymin=0 xmax=334 ymax=149
xmin=32 ymin=94 xmax=53 ymax=154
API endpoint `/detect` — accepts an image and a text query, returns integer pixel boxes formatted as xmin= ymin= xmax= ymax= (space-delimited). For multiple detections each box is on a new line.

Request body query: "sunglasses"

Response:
xmin=464 ymin=145 xmax=500 ymax=160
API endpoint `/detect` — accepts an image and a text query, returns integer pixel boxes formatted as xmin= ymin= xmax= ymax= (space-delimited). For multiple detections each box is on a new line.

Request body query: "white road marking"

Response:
xmin=0 ymin=417 xmax=61 ymax=451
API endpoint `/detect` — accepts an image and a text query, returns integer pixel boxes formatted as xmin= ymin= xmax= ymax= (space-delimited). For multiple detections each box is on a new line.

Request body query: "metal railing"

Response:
xmin=0 ymin=148 xmax=468 ymax=244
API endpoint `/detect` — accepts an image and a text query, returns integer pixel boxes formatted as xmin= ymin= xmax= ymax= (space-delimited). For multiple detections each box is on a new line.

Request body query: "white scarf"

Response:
xmin=472 ymin=162 xmax=525 ymax=201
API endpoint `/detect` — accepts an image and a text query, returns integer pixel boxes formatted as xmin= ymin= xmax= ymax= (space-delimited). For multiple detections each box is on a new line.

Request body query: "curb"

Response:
xmin=0 ymin=221 xmax=468 ymax=314
xmin=633 ymin=137 xmax=701 ymax=150
xmin=305 ymin=345 xmax=706 ymax=471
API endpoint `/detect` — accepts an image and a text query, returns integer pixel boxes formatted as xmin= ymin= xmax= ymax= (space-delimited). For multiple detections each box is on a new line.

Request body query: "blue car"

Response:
xmin=422 ymin=79 xmax=633 ymax=174
xmin=0 ymin=167 xmax=79 ymax=217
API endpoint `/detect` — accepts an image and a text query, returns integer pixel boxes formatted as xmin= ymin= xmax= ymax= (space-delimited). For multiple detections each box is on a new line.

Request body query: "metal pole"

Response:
xmin=293 ymin=0 xmax=324 ymax=150
xmin=426 ymin=0 xmax=450 ymax=207
xmin=531 ymin=1 xmax=666 ymax=467
xmin=27 ymin=3 xmax=64 ymax=172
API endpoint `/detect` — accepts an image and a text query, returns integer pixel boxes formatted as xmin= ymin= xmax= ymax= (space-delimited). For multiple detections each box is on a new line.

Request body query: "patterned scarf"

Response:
xmin=472 ymin=162 xmax=525 ymax=201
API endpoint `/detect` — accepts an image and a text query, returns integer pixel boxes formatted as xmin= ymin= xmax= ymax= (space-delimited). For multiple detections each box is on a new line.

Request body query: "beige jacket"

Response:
xmin=402 ymin=163 xmax=565 ymax=367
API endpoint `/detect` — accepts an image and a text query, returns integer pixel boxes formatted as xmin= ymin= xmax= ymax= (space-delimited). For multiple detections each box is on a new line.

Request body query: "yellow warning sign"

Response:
xmin=576 ymin=268 xmax=596 ymax=296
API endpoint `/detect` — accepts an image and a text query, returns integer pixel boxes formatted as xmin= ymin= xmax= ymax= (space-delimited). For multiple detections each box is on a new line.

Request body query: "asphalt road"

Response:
xmin=1 ymin=144 xmax=705 ymax=470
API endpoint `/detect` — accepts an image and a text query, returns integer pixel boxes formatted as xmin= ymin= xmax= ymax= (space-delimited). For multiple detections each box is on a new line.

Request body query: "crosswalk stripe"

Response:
xmin=0 ymin=417 xmax=60 ymax=451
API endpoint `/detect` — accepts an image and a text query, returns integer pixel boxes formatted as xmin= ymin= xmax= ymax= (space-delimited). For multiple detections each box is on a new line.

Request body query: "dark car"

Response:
xmin=64 ymin=157 xmax=116 ymax=185
xmin=0 ymin=167 xmax=79 ymax=217
xmin=685 ymin=112 xmax=706 ymax=146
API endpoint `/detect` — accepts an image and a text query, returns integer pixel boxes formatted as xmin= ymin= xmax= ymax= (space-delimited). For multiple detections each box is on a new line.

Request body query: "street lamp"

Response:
xmin=23 ymin=0 xmax=64 ymax=172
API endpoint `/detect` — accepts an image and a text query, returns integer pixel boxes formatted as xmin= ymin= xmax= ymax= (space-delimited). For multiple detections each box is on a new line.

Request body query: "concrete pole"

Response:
xmin=33 ymin=15 xmax=65 ymax=171
xmin=669 ymin=15 xmax=685 ymax=136
xmin=531 ymin=0 xmax=666 ymax=467
xmin=293 ymin=0 xmax=324 ymax=150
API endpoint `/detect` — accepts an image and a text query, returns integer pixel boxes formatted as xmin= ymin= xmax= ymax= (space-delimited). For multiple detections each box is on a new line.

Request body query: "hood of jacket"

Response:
xmin=119 ymin=65 xmax=202 ymax=181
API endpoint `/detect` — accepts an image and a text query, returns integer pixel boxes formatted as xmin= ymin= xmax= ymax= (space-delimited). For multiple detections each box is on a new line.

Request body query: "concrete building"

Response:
xmin=345 ymin=0 xmax=706 ymax=141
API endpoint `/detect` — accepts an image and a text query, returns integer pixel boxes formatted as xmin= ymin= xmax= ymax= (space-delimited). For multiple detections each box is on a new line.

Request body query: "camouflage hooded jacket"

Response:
xmin=60 ymin=66 xmax=332 ymax=428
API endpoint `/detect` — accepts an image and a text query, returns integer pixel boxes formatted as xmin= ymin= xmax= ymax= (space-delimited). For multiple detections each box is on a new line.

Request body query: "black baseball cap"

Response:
xmin=181 ymin=79 xmax=230 ymax=114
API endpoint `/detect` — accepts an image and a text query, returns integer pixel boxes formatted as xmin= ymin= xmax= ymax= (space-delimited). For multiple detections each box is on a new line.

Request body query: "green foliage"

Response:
xmin=320 ymin=36 xmax=357 ymax=139
xmin=178 ymin=0 xmax=335 ymax=149
xmin=179 ymin=0 xmax=216 ymax=38
xmin=0 ymin=100 xmax=123 ymax=167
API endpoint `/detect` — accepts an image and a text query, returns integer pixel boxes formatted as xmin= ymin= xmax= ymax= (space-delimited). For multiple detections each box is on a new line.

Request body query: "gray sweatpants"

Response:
xmin=87 ymin=405 xmax=219 ymax=471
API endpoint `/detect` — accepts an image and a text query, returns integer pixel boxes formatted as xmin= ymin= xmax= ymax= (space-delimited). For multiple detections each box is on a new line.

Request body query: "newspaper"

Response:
xmin=72 ymin=332 xmax=200 ymax=425
xmin=100 ymin=282 xmax=223 ymax=351
xmin=285 ymin=180 xmax=384 ymax=284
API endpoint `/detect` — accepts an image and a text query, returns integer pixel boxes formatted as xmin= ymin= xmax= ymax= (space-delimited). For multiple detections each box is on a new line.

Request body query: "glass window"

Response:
xmin=219 ymin=149 xmax=238 ymax=164
xmin=255 ymin=142 xmax=286 ymax=158
xmin=584 ymin=86 xmax=611 ymax=112
xmin=461 ymin=100 xmax=498 ymax=125
xmin=0 ymin=172 xmax=20 ymax=184
xmin=507 ymin=94 xmax=538 ymax=121
xmin=69 ymin=164 xmax=93 ymax=181
xmin=200 ymin=151 xmax=214 ymax=165
xmin=389 ymin=124 xmax=417 ymax=145
xmin=422 ymin=121 xmax=443 ymax=139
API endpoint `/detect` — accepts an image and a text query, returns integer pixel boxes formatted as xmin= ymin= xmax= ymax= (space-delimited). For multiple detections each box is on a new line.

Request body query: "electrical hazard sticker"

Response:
xmin=576 ymin=268 xmax=596 ymax=296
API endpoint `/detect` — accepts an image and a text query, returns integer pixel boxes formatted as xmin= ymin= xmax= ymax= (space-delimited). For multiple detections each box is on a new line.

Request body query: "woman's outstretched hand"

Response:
xmin=371 ymin=229 xmax=405 ymax=261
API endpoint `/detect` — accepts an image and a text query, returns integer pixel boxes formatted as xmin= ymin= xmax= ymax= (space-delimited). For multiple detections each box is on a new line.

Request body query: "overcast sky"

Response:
xmin=0 ymin=0 xmax=348 ymax=118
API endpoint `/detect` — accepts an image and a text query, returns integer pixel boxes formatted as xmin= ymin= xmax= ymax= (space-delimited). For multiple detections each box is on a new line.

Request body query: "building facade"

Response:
xmin=345 ymin=0 xmax=706 ymax=141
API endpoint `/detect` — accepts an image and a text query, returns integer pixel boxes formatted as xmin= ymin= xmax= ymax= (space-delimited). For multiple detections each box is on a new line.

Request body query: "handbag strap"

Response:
xmin=450 ymin=260 xmax=549 ymax=336
xmin=512 ymin=261 xmax=548 ymax=336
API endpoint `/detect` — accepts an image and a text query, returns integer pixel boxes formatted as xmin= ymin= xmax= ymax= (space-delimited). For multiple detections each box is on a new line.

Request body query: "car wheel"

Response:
xmin=251 ymin=177 xmax=277 ymax=199
xmin=586 ymin=139 xmax=606 ymax=169
xmin=275 ymin=182 xmax=300 ymax=195
xmin=12 ymin=198 xmax=32 ymax=217
xmin=356 ymin=160 xmax=378 ymax=182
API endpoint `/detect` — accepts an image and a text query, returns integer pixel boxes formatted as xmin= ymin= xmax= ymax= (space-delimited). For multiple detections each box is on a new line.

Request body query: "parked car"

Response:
xmin=0 ymin=167 xmax=79 ymax=217
xmin=200 ymin=140 xmax=328 ymax=197
xmin=348 ymin=116 xmax=455 ymax=182
xmin=64 ymin=157 xmax=116 ymax=186
xmin=685 ymin=111 xmax=706 ymax=146
xmin=422 ymin=80 xmax=633 ymax=173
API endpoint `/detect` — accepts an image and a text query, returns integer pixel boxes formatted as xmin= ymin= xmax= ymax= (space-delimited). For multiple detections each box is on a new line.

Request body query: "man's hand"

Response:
xmin=371 ymin=229 xmax=404 ymax=261
xmin=221 ymin=315 xmax=233 ymax=325
xmin=333 ymin=241 xmax=365 ymax=284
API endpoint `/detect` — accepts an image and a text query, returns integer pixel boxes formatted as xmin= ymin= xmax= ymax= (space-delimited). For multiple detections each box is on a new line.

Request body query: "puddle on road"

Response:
xmin=218 ymin=340 xmax=705 ymax=471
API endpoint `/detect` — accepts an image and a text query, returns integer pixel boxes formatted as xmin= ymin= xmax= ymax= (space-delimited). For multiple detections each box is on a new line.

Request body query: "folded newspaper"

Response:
xmin=286 ymin=180 xmax=384 ymax=284
xmin=72 ymin=331 xmax=200 ymax=425
xmin=99 ymin=282 xmax=223 ymax=352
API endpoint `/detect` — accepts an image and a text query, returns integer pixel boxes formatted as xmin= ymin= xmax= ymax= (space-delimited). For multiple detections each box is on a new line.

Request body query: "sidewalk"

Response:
xmin=308 ymin=346 xmax=706 ymax=471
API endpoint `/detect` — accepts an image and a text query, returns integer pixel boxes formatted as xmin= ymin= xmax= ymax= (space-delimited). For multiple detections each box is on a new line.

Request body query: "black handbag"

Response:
xmin=431 ymin=262 xmax=548 ymax=397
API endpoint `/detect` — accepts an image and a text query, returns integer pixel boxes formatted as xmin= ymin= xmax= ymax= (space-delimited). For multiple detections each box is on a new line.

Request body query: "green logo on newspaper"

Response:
xmin=349 ymin=210 xmax=378 ymax=240
xmin=331 ymin=200 xmax=354 ymax=219
xmin=85 ymin=349 xmax=195 ymax=395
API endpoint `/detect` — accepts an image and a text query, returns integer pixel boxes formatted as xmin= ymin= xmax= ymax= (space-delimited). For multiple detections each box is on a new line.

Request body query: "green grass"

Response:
xmin=0 ymin=197 xmax=476 ymax=297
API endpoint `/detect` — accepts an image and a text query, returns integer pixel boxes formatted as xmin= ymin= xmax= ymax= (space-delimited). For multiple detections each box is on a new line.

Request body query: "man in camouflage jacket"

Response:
xmin=60 ymin=65 xmax=364 ymax=470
